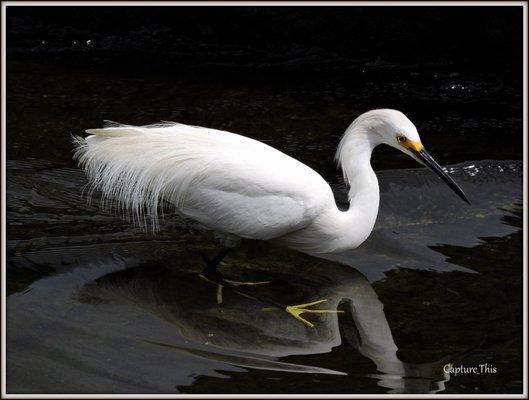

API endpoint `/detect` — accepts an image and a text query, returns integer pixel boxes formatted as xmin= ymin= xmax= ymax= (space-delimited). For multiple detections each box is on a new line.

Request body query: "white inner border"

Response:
xmin=1 ymin=1 xmax=527 ymax=398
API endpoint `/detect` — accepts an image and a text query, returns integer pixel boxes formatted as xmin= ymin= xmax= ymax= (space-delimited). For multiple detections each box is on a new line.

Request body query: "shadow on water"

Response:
xmin=7 ymin=243 xmax=452 ymax=394
xmin=5 ymin=158 xmax=523 ymax=394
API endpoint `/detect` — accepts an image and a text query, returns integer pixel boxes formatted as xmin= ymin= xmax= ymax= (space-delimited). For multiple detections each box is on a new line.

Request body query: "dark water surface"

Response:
xmin=6 ymin=59 xmax=524 ymax=394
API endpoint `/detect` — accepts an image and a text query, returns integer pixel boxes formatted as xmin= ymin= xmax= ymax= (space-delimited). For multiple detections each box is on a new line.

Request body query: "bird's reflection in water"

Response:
xmin=78 ymin=244 xmax=451 ymax=393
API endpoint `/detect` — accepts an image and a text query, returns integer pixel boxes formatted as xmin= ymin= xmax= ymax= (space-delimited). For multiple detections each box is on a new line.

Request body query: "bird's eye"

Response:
xmin=397 ymin=135 xmax=407 ymax=143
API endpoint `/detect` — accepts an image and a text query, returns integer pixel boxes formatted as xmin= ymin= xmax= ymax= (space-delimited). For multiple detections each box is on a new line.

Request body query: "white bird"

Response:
xmin=74 ymin=109 xmax=469 ymax=325
xmin=74 ymin=109 xmax=469 ymax=257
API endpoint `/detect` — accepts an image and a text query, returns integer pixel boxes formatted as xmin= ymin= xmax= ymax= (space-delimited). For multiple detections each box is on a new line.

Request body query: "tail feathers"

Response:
xmin=73 ymin=132 xmax=183 ymax=233
xmin=73 ymin=124 xmax=220 ymax=233
xmin=74 ymin=120 xmax=252 ymax=233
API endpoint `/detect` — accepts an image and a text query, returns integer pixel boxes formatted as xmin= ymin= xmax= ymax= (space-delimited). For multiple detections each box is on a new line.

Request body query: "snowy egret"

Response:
xmin=74 ymin=108 xmax=468 ymax=254
xmin=74 ymin=109 xmax=468 ymax=322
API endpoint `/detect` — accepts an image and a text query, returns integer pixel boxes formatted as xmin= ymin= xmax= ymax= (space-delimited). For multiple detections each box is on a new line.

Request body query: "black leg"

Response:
xmin=197 ymin=248 xmax=231 ymax=283
xmin=209 ymin=248 xmax=230 ymax=268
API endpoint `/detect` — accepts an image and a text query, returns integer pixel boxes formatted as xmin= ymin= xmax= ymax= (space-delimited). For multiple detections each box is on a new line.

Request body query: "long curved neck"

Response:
xmin=338 ymin=128 xmax=380 ymax=246
xmin=341 ymin=130 xmax=379 ymax=203
xmin=281 ymin=126 xmax=380 ymax=254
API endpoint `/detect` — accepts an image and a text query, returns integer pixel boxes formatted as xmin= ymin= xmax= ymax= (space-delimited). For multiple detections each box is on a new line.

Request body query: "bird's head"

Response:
xmin=341 ymin=109 xmax=470 ymax=204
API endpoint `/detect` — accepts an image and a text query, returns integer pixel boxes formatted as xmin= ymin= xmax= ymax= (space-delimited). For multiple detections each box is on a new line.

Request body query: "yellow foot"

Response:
xmin=199 ymin=274 xmax=271 ymax=304
xmin=285 ymin=299 xmax=345 ymax=328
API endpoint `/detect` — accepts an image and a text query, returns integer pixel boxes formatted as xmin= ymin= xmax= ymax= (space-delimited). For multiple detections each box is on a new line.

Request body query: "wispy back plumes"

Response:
xmin=73 ymin=122 xmax=244 ymax=233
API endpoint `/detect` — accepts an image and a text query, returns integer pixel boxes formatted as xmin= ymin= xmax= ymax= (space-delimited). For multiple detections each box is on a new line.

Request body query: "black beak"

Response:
xmin=412 ymin=148 xmax=470 ymax=205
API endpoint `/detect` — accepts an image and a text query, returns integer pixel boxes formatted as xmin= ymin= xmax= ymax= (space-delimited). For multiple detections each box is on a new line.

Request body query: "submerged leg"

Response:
xmin=197 ymin=249 xmax=230 ymax=301
xmin=214 ymin=279 xmax=271 ymax=305
xmin=197 ymin=249 xmax=270 ymax=304
xmin=285 ymin=299 xmax=345 ymax=328
xmin=198 ymin=248 xmax=230 ymax=273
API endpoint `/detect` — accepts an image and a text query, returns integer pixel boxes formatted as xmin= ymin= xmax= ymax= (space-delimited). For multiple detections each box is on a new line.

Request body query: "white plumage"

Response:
xmin=74 ymin=121 xmax=332 ymax=240
xmin=74 ymin=109 xmax=468 ymax=254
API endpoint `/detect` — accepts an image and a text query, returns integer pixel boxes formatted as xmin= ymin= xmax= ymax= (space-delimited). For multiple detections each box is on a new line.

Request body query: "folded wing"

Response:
xmin=73 ymin=122 xmax=333 ymax=239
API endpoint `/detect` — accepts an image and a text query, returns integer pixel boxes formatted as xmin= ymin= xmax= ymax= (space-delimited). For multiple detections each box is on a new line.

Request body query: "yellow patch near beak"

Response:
xmin=403 ymin=140 xmax=424 ymax=152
